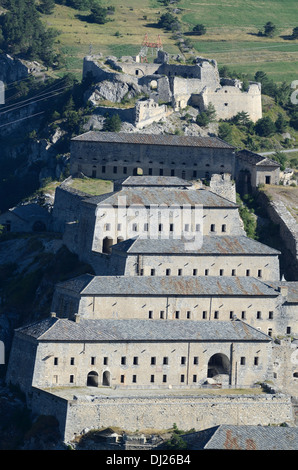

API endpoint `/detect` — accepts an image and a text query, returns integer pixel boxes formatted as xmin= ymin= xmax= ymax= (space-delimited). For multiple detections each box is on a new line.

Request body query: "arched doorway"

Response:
xmin=87 ymin=371 xmax=99 ymax=387
xmin=207 ymin=353 xmax=230 ymax=379
xmin=102 ymin=371 xmax=111 ymax=386
xmin=102 ymin=237 xmax=113 ymax=254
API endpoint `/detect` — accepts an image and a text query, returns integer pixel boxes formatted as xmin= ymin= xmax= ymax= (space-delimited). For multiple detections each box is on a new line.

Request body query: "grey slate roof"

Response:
xmin=57 ymin=275 xmax=279 ymax=297
xmin=115 ymin=176 xmax=192 ymax=188
xmin=111 ymin=235 xmax=281 ymax=256
xmin=71 ymin=131 xmax=234 ymax=149
xmin=183 ymin=425 xmax=298 ymax=450
xmin=266 ymin=281 xmax=298 ymax=303
xmin=16 ymin=318 xmax=270 ymax=343
xmin=237 ymin=149 xmax=280 ymax=168
xmin=83 ymin=186 xmax=237 ymax=208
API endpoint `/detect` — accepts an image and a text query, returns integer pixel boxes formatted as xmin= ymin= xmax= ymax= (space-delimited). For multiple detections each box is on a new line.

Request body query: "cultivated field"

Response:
xmin=42 ymin=0 xmax=298 ymax=83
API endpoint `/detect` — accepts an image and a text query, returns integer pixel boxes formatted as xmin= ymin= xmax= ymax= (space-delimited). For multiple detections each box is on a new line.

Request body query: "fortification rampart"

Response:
xmin=30 ymin=388 xmax=294 ymax=442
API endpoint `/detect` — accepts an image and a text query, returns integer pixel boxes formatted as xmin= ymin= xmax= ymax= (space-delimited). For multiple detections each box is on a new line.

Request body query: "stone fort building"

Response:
xmin=5 ymin=170 xmax=298 ymax=441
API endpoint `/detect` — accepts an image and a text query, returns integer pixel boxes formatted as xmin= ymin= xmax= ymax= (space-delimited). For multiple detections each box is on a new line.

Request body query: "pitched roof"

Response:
xmin=16 ymin=318 xmax=270 ymax=343
xmin=83 ymin=186 xmax=237 ymax=208
xmin=115 ymin=176 xmax=192 ymax=188
xmin=183 ymin=425 xmax=298 ymax=450
xmin=266 ymin=281 xmax=298 ymax=303
xmin=71 ymin=131 xmax=234 ymax=149
xmin=56 ymin=275 xmax=279 ymax=297
xmin=237 ymin=149 xmax=280 ymax=168
xmin=111 ymin=235 xmax=281 ymax=256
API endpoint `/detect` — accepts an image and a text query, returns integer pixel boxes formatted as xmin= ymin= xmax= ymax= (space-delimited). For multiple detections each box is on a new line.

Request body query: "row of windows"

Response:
xmin=54 ymin=354 xmax=264 ymax=367
xmin=147 ymin=310 xmax=274 ymax=320
xmin=54 ymin=355 xmax=200 ymax=366
xmin=103 ymin=223 xmax=227 ymax=233
xmin=85 ymin=165 xmax=219 ymax=179
xmin=143 ymin=268 xmax=263 ymax=277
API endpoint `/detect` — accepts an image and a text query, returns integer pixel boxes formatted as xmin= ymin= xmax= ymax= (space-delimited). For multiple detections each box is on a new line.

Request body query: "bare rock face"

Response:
xmin=87 ymin=75 xmax=141 ymax=104
xmin=0 ymin=54 xmax=29 ymax=83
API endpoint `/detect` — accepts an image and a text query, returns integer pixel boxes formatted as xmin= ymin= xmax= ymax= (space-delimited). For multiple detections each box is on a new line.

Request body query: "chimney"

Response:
xmin=279 ymin=285 xmax=288 ymax=297
xmin=74 ymin=313 xmax=80 ymax=323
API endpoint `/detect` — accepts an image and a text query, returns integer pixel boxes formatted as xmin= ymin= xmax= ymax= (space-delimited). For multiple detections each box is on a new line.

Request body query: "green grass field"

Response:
xmin=42 ymin=0 xmax=298 ymax=83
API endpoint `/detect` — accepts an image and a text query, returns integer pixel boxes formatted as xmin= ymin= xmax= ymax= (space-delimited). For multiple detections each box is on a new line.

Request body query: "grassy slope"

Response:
xmin=42 ymin=0 xmax=298 ymax=83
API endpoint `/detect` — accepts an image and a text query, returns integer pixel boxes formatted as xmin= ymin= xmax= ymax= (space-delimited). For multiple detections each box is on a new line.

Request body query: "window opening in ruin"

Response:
xmin=102 ymin=371 xmax=111 ymax=386
xmin=87 ymin=371 xmax=99 ymax=387
xmin=207 ymin=353 xmax=230 ymax=379
xmin=265 ymin=175 xmax=271 ymax=184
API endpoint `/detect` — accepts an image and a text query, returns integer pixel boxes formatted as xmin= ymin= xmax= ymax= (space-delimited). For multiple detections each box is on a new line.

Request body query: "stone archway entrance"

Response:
xmin=207 ymin=353 xmax=230 ymax=381
xmin=87 ymin=371 xmax=99 ymax=387
xmin=102 ymin=371 xmax=111 ymax=386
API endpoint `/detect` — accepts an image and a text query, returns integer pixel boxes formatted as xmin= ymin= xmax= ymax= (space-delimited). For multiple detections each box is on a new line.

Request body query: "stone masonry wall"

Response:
xmin=30 ymin=388 xmax=294 ymax=442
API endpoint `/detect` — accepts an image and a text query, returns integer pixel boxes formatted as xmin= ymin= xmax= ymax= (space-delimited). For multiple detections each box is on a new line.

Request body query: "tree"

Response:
xmin=264 ymin=21 xmax=276 ymax=37
xmin=103 ymin=114 xmax=122 ymax=132
xmin=89 ymin=4 xmax=109 ymax=24
xmin=218 ymin=122 xmax=233 ymax=143
xmin=292 ymin=26 xmax=298 ymax=39
xmin=254 ymin=116 xmax=276 ymax=137
xmin=196 ymin=103 xmax=216 ymax=127
xmin=275 ymin=113 xmax=287 ymax=133
xmin=157 ymin=12 xmax=178 ymax=31
xmin=38 ymin=0 xmax=55 ymax=14
xmin=192 ymin=24 xmax=206 ymax=36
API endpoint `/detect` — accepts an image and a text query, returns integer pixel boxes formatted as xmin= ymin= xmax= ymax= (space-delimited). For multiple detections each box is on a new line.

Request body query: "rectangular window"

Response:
xmin=184 ymin=224 xmax=190 ymax=232
xmin=269 ymin=311 xmax=274 ymax=319
xmin=91 ymin=357 xmax=96 ymax=365
xmin=181 ymin=356 xmax=186 ymax=365
xmin=113 ymin=166 xmax=117 ymax=174
xmin=166 ymin=269 xmax=171 ymax=276
xmin=258 ymin=269 xmax=262 ymax=278
xmin=257 ymin=311 xmax=262 ymax=319
xmin=151 ymin=357 xmax=156 ymax=365
xmin=70 ymin=375 xmax=74 ymax=383
xmin=117 ymin=223 xmax=122 ymax=231
xmin=169 ymin=223 xmax=174 ymax=232
xmin=171 ymin=169 xmax=175 ymax=176
xmin=144 ymin=223 xmax=149 ymax=231
xmin=105 ymin=223 xmax=111 ymax=231
xmin=240 ymin=357 xmax=246 ymax=365
xmin=150 ymin=375 xmax=155 ymax=383
xmin=54 ymin=357 xmax=58 ymax=365
xmin=219 ymin=269 xmax=224 ymax=276
xmin=231 ymin=269 xmax=236 ymax=276
xmin=193 ymin=357 xmax=199 ymax=365
xmin=193 ymin=269 xmax=197 ymax=276
xmin=175 ymin=311 xmax=180 ymax=319
xmin=151 ymin=268 xmax=155 ymax=276
xmin=132 ymin=223 xmax=138 ymax=232
xmin=133 ymin=357 xmax=138 ymax=365
xmin=149 ymin=310 xmax=153 ymax=319
xmin=178 ymin=269 xmax=182 ymax=276
xmin=214 ymin=311 xmax=219 ymax=319
xmin=158 ymin=224 xmax=163 ymax=232
xmin=163 ymin=375 xmax=167 ymax=383
xmin=221 ymin=224 xmax=226 ymax=232
xmin=132 ymin=375 xmax=137 ymax=383
xmin=148 ymin=168 xmax=153 ymax=175
xmin=241 ymin=311 xmax=246 ymax=320
xmin=70 ymin=357 xmax=75 ymax=365
xmin=195 ymin=224 xmax=201 ymax=232
xmin=205 ymin=269 xmax=209 ymax=276
xmin=193 ymin=375 xmax=197 ymax=383
xmin=202 ymin=311 xmax=207 ymax=319
xmin=210 ymin=224 xmax=215 ymax=232
xmin=246 ymin=269 xmax=250 ymax=276
xmin=102 ymin=165 xmax=106 ymax=174
xmin=180 ymin=374 xmax=185 ymax=383
xmin=163 ymin=357 xmax=168 ymax=365
xmin=230 ymin=311 xmax=234 ymax=319
xmin=123 ymin=167 xmax=127 ymax=174
xmin=187 ymin=311 xmax=191 ymax=319
xmin=159 ymin=169 xmax=163 ymax=176
xmin=121 ymin=356 xmax=126 ymax=365
xmin=120 ymin=375 xmax=125 ymax=383
xmin=254 ymin=357 xmax=259 ymax=366
xmin=160 ymin=311 xmax=165 ymax=319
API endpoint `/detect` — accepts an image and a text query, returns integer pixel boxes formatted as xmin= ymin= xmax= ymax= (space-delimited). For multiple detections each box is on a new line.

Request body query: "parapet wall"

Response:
xmin=30 ymin=388 xmax=294 ymax=442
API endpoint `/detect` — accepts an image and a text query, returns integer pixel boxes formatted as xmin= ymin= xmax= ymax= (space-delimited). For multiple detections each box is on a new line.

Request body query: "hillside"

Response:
xmin=36 ymin=0 xmax=298 ymax=83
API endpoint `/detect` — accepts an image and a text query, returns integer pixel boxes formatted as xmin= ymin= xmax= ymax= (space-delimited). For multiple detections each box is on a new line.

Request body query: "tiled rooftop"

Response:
xmin=83 ymin=186 xmax=237 ymax=208
xmin=71 ymin=131 xmax=234 ymax=149
xmin=111 ymin=235 xmax=281 ymax=255
xmin=17 ymin=318 xmax=270 ymax=343
xmin=57 ymin=274 xmax=279 ymax=297
xmin=184 ymin=424 xmax=298 ymax=450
